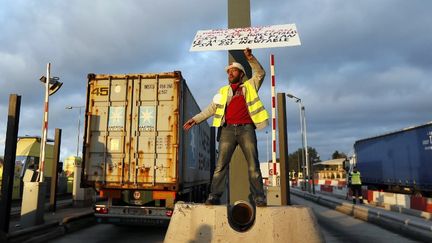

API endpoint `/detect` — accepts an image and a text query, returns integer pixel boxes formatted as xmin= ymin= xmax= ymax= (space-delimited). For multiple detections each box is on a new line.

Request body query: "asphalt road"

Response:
xmin=291 ymin=194 xmax=423 ymax=243
xmin=45 ymin=195 xmax=425 ymax=243
xmin=47 ymin=224 xmax=167 ymax=243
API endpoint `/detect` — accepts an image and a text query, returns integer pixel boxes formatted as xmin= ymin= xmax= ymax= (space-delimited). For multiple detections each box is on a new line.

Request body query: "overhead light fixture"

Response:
xmin=40 ymin=76 xmax=63 ymax=96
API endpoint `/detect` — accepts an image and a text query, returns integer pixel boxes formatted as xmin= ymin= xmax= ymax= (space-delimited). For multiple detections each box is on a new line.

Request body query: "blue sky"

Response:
xmin=0 ymin=0 xmax=431 ymax=161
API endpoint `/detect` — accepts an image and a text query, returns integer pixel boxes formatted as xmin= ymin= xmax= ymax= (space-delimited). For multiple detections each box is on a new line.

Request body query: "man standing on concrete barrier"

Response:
xmin=183 ymin=48 xmax=269 ymax=207
xmin=349 ymin=167 xmax=363 ymax=204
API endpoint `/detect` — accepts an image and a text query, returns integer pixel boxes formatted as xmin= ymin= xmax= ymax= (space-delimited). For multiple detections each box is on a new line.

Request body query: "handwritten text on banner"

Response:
xmin=190 ymin=24 xmax=301 ymax=52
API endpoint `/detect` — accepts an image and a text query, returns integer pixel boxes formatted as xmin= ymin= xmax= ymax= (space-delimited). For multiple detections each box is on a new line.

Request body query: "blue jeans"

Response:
xmin=209 ymin=124 xmax=265 ymax=201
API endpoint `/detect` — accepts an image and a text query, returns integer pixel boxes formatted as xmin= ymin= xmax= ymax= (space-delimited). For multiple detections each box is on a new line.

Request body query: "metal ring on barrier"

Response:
xmin=228 ymin=200 xmax=255 ymax=232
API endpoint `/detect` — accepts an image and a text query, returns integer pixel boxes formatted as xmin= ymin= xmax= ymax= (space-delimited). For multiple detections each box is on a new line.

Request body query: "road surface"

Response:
xmin=291 ymin=194 xmax=422 ymax=243
xmin=47 ymin=224 xmax=167 ymax=243
xmin=47 ymin=195 xmax=424 ymax=243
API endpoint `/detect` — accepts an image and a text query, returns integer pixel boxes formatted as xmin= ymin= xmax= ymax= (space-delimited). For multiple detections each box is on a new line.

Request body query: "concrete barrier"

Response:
xmin=297 ymin=179 xmax=432 ymax=214
xmin=164 ymin=202 xmax=324 ymax=243
xmin=371 ymin=191 xmax=411 ymax=208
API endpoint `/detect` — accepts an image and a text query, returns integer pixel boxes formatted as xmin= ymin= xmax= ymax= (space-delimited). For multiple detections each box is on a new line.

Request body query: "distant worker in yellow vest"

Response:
xmin=349 ymin=167 xmax=363 ymax=204
xmin=183 ymin=48 xmax=268 ymax=207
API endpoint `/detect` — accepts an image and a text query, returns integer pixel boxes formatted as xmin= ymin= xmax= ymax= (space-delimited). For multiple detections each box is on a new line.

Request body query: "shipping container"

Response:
xmin=82 ymin=71 xmax=213 ymax=225
xmin=354 ymin=122 xmax=432 ymax=196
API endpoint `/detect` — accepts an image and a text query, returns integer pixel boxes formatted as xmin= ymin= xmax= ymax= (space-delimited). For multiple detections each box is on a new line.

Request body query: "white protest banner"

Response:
xmin=190 ymin=24 xmax=301 ymax=52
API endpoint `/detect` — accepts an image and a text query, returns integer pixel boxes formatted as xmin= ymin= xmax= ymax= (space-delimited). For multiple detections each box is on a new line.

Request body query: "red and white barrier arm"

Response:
xmin=270 ymin=54 xmax=277 ymax=186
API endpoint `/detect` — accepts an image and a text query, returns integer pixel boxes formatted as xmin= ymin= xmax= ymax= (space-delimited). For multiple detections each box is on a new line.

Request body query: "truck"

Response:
xmin=353 ymin=122 xmax=432 ymax=196
xmin=82 ymin=71 xmax=214 ymax=225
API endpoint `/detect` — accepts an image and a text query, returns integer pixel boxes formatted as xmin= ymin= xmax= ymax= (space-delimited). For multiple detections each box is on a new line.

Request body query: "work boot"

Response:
xmin=352 ymin=199 xmax=356 ymax=204
xmin=205 ymin=196 xmax=221 ymax=205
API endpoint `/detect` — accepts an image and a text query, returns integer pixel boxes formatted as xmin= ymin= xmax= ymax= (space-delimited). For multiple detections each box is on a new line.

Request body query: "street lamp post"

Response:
xmin=287 ymin=93 xmax=311 ymax=192
xmin=65 ymin=106 xmax=84 ymax=157
xmin=301 ymin=104 xmax=313 ymax=193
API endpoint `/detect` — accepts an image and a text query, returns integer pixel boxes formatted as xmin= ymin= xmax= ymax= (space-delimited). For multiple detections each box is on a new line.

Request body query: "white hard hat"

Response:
xmin=225 ymin=62 xmax=246 ymax=74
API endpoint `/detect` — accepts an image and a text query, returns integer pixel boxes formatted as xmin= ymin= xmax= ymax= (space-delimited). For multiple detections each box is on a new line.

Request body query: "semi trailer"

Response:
xmin=82 ymin=71 xmax=214 ymax=225
xmin=353 ymin=122 xmax=432 ymax=196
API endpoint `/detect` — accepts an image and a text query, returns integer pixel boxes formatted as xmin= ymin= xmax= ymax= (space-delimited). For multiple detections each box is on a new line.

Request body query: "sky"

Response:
xmin=0 ymin=0 xmax=431 ymax=163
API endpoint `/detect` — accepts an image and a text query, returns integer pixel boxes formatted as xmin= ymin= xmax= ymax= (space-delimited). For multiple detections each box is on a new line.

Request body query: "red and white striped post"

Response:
xmin=270 ymin=54 xmax=278 ymax=186
xmin=38 ymin=63 xmax=51 ymax=182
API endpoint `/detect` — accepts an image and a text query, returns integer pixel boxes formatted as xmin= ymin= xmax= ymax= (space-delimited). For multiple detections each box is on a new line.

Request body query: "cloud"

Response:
xmin=0 ymin=0 xmax=431 ymax=163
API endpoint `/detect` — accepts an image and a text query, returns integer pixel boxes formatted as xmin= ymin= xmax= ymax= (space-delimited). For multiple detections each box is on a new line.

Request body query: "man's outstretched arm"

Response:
xmin=244 ymin=48 xmax=266 ymax=90
xmin=183 ymin=102 xmax=217 ymax=131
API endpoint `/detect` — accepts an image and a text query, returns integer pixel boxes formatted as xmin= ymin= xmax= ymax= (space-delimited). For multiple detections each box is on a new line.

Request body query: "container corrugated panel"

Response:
xmin=180 ymin=83 xmax=212 ymax=188
xmin=82 ymin=72 xmax=211 ymax=191
xmin=354 ymin=122 xmax=432 ymax=191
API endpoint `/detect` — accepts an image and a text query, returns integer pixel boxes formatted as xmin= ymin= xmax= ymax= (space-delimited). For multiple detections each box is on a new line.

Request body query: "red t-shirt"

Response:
xmin=225 ymin=83 xmax=253 ymax=125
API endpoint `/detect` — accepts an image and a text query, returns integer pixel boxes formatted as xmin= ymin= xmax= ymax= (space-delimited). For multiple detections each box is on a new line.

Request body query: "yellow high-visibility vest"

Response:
xmin=212 ymin=82 xmax=269 ymax=127
xmin=351 ymin=171 xmax=362 ymax=185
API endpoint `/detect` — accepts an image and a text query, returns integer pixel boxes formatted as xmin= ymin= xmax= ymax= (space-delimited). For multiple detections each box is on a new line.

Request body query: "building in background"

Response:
xmin=313 ymin=158 xmax=347 ymax=180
